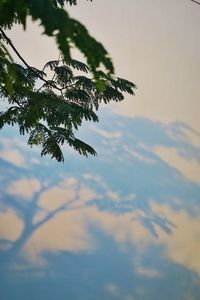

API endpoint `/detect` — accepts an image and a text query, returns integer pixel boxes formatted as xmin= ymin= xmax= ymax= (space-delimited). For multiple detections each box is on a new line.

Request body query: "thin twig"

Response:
xmin=1 ymin=85 xmax=23 ymax=108
xmin=0 ymin=27 xmax=63 ymax=92
xmin=52 ymin=52 xmax=61 ymax=81
xmin=190 ymin=0 xmax=200 ymax=5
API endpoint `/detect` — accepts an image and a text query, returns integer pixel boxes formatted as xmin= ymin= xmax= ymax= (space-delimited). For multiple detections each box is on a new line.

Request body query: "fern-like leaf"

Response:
xmin=43 ymin=60 xmax=59 ymax=71
xmin=68 ymin=137 xmax=97 ymax=157
xmin=66 ymin=59 xmax=89 ymax=73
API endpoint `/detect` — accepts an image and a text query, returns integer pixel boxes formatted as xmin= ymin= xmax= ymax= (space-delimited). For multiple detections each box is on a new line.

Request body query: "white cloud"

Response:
xmin=0 ymin=208 xmax=24 ymax=241
xmin=0 ymin=136 xmax=40 ymax=168
xmin=154 ymin=146 xmax=200 ymax=184
xmin=134 ymin=258 xmax=161 ymax=278
xmin=126 ymin=193 xmax=136 ymax=201
xmin=38 ymin=177 xmax=99 ymax=211
xmin=20 ymin=206 xmax=152 ymax=266
xmin=124 ymin=145 xmax=156 ymax=164
xmin=106 ymin=190 xmax=120 ymax=201
xmin=136 ymin=266 xmax=160 ymax=278
xmin=181 ymin=127 xmax=200 ymax=149
xmin=91 ymin=127 xmax=122 ymax=139
xmin=33 ymin=210 xmax=49 ymax=225
xmin=150 ymin=201 xmax=200 ymax=276
xmin=5 ymin=175 xmax=198 ymax=278
xmin=0 ymin=149 xmax=25 ymax=168
xmin=38 ymin=186 xmax=76 ymax=211
xmin=105 ymin=283 xmax=119 ymax=296
xmin=6 ymin=179 xmax=41 ymax=200
xmin=23 ymin=208 xmax=95 ymax=266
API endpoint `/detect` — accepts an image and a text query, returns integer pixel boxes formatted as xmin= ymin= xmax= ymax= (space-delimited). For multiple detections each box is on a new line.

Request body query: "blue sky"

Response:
xmin=0 ymin=109 xmax=200 ymax=299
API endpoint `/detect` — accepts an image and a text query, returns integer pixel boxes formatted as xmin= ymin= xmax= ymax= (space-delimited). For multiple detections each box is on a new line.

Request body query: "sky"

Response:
xmin=1 ymin=1 xmax=200 ymax=299
xmin=7 ymin=0 xmax=200 ymax=132
xmin=1 ymin=111 xmax=200 ymax=299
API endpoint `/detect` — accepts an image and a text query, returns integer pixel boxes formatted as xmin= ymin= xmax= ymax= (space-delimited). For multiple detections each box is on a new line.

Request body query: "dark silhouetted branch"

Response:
xmin=190 ymin=0 xmax=200 ymax=5
xmin=0 ymin=27 xmax=63 ymax=92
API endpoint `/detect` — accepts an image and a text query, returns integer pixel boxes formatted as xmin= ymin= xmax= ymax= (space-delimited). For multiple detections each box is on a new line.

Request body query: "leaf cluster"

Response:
xmin=0 ymin=0 xmax=136 ymax=162
xmin=53 ymin=0 xmax=92 ymax=7
xmin=0 ymin=0 xmax=113 ymax=76
xmin=0 ymin=54 xmax=136 ymax=161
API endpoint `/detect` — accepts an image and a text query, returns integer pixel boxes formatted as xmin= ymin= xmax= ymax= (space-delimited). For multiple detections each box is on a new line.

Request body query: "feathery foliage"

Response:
xmin=0 ymin=0 xmax=113 ymax=76
xmin=0 ymin=0 xmax=136 ymax=162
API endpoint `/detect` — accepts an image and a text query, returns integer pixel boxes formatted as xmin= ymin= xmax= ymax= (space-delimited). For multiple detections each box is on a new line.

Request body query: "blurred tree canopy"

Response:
xmin=0 ymin=0 xmax=136 ymax=161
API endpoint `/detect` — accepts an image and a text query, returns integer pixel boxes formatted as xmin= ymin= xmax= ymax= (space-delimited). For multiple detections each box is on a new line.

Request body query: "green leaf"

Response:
xmin=66 ymin=59 xmax=89 ymax=73
xmin=68 ymin=137 xmax=97 ymax=157
xmin=0 ymin=1 xmax=137 ymax=162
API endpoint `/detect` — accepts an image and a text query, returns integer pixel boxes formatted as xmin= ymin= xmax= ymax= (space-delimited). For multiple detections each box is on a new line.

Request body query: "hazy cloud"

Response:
xmin=23 ymin=208 xmax=95 ymax=266
xmin=124 ymin=145 xmax=156 ymax=165
xmin=91 ymin=127 xmax=122 ymax=139
xmin=154 ymin=146 xmax=200 ymax=184
xmin=0 ymin=149 xmax=25 ymax=168
xmin=0 ymin=208 xmax=24 ymax=241
xmin=150 ymin=201 xmax=200 ymax=275
xmin=6 ymin=179 xmax=41 ymax=200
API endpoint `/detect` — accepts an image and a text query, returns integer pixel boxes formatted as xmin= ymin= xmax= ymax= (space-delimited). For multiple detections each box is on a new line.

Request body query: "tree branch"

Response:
xmin=0 ymin=27 xmax=63 ymax=92
xmin=190 ymin=0 xmax=200 ymax=5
